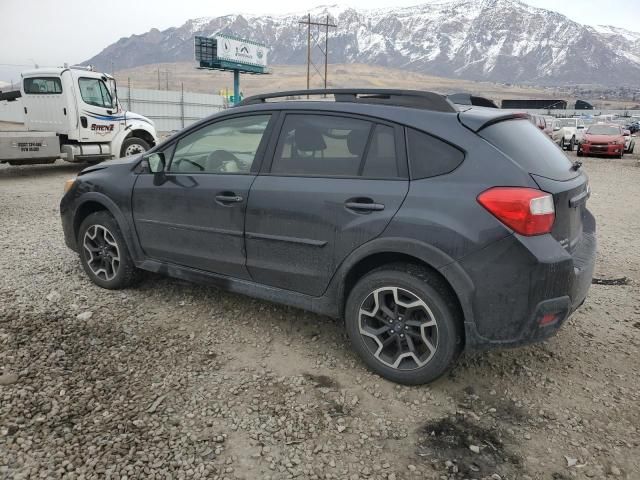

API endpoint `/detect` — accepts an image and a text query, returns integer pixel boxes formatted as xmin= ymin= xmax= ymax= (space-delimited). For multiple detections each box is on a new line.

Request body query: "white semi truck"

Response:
xmin=0 ymin=66 xmax=157 ymax=165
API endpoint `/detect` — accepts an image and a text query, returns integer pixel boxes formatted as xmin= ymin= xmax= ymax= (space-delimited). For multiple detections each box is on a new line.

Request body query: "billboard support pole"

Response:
xmin=233 ymin=70 xmax=240 ymax=105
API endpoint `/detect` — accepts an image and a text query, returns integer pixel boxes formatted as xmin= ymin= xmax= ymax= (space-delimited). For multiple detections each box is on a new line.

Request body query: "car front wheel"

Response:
xmin=345 ymin=264 xmax=462 ymax=385
xmin=78 ymin=211 xmax=138 ymax=289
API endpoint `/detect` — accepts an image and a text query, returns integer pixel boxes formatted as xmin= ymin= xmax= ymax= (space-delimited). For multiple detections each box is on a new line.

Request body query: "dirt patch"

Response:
xmin=303 ymin=373 xmax=340 ymax=389
xmin=417 ymin=415 xmax=522 ymax=478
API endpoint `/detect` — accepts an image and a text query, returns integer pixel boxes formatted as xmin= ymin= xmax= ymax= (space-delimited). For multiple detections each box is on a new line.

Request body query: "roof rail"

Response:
xmin=239 ymin=89 xmax=457 ymax=113
xmin=448 ymin=93 xmax=499 ymax=109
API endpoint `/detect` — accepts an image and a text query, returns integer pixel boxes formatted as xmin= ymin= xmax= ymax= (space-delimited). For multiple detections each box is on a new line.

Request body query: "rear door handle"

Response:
xmin=215 ymin=194 xmax=244 ymax=204
xmin=345 ymin=200 xmax=385 ymax=212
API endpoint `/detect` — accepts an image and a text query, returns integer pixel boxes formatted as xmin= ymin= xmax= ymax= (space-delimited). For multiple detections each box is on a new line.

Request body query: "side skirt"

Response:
xmin=136 ymin=259 xmax=341 ymax=319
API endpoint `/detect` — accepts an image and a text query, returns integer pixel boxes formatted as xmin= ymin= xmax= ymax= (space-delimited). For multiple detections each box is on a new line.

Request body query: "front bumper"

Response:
xmin=580 ymin=143 xmax=624 ymax=156
xmin=447 ymin=210 xmax=597 ymax=349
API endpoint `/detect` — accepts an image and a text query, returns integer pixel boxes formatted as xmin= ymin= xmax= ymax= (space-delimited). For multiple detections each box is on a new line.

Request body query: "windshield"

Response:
xmin=557 ymin=119 xmax=577 ymax=128
xmin=587 ymin=125 xmax=621 ymax=136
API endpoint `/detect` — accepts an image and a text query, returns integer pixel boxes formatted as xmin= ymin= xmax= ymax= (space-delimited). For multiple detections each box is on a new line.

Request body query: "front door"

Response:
xmin=76 ymin=76 xmax=123 ymax=142
xmin=245 ymin=113 xmax=409 ymax=296
xmin=132 ymin=114 xmax=273 ymax=278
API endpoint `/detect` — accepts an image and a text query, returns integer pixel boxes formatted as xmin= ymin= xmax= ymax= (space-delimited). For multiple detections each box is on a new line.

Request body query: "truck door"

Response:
xmin=22 ymin=76 xmax=68 ymax=133
xmin=75 ymin=76 xmax=123 ymax=143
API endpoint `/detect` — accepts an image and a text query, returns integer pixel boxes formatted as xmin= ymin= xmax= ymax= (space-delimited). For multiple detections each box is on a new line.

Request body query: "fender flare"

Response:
xmin=73 ymin=192 xmax=143 ymax=262
xmin=323 ymin=236 xmax=476 ymax=323
xmin=112 ymin=122 xmax=157 ymax=159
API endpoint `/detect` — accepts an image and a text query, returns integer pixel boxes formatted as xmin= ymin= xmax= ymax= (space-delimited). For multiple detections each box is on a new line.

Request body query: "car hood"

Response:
xmin=584 ymin=134 xmax=622 ymax=143
xmin=79 ymin=154 xmax=142 ymax=175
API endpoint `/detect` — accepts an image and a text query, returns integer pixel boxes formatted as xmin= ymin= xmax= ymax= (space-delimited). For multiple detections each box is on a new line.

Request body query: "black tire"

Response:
xmin=568 ymin=137 xmax=575 ymax=152
xmin=577 ymin=147 xmax=583 ymax=157
xmin=560 ymin=138 xmax=566 ymax=150
xmin=78 ymin=211 xmax=138 ymax=289
xmin=120 ymin=137 xmax=151 ymax=158
xmin=345 ymin=263 xmax=462 ymax=385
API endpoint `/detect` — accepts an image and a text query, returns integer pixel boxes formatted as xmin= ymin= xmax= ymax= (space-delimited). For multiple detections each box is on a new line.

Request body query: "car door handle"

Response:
xmin=215 ymin=194 xmax=244 ymax=204
xmin=345 ymin=200 xmax=385 ymax=212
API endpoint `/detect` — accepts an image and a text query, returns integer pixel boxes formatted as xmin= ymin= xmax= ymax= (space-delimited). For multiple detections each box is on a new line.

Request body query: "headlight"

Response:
xmin=63 ymin=177 xmax=76 ymax=194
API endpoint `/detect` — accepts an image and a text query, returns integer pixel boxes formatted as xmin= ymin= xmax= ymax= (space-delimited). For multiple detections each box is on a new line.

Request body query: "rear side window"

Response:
xmin=479 ymin=119 xmax=576 ymax=181
xmin=362 ymin=125 xmax=399 ymax=178
xmin=407 ymin=128 xmax=464 ymax=179
xmin=23 ymin=77 xmax=62 ymax=94
xmin=271 ymin=114 xmax=370 ymax=177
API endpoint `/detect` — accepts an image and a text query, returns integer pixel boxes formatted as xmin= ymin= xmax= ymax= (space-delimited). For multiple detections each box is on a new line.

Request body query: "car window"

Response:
xmin=23 ymin=77 xmax=62 ymax=94
xmin=361 ymin=125 xmax=399 ymax=178
xmin=78 ymin=78 xmax=113 ymax=108
xmin=271 ymin=114 xmax=371 ymax=177
xmin=406 ymin=128 xmax=464 ymax=179
xmin=169 ymin=115 xmax=271 ymax=174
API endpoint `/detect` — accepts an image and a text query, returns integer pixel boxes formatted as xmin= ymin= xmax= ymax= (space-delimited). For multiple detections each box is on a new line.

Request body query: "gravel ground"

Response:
xmin=1 ymin=152 xmax=639 ymax=480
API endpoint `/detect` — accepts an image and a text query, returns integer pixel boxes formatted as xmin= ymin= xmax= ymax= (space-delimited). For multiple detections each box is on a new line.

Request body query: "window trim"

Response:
xmin=78 ymin=77 xmax=113 ymax=109
xmin=23 ymin=77 xmax=63 ymax=95
xmin=164 ymin=112 xmax=278 ymax=176
xmin=404 ymin=126 xmax=466 ymax=181
xmin=261 ymin=110 xmax=408 ymax=180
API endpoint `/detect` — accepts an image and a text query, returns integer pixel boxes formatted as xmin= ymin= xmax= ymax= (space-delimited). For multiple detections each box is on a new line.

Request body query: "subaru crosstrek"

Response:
xmin=60 ymin=89 xmax=596 ymax=385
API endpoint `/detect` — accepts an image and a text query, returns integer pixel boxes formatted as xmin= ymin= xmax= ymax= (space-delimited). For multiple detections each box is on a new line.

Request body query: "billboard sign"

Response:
xmin=214 ymin=35 xmax=268 ymax=68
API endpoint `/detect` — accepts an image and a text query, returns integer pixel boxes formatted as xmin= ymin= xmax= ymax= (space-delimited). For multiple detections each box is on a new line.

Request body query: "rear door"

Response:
xmin=245 ymin=112 xmax=409 ymax=296
xmin=132 ymin=113 xmax=273 ymax=278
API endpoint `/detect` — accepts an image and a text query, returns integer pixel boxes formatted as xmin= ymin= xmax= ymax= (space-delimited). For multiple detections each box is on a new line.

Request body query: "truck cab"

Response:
xmin=7 ymin=66 xmax=157 ymax=163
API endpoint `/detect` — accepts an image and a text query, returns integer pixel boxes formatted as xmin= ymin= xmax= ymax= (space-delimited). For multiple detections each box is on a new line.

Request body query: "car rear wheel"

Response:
xmin=569 ymin=137 xmax=575 ymax=151
xmin=78 ymin=211 xmax=138 ymax=289
xmin=345 ymin=264 xmax=462 ymax=385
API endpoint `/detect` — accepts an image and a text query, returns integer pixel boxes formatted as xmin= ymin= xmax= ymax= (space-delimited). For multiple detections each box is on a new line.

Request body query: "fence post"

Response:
xmin=181 ymin=82 xmax=185 ymax=129
xmin=127 ymin=77 xmax=132 ymax=111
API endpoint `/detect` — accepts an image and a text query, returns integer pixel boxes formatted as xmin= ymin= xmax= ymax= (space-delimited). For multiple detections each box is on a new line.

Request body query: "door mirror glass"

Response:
xmin=146 ymin=152 xmax=165 ymax=173
xmin=577 ymin=125 xmax=585 ymax=130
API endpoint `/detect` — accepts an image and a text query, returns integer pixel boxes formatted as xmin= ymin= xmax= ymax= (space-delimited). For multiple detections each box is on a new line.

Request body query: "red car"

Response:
xmin=578 ymin=124 xmax=625 ymax=158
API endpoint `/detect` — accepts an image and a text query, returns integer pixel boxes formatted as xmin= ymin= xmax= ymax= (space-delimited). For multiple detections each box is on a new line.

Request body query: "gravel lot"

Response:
xmin=1 ymin=152 xmax=639 ymax=480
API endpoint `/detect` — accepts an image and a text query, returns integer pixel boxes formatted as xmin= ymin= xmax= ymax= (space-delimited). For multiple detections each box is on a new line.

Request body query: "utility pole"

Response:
xmin=298 ymin=14 xmax=337 ymax=92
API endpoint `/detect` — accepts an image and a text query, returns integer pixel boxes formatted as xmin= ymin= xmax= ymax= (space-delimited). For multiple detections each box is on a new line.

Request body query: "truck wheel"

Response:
xmin=344 ymin=263 xmax=462 ymax=385
xmin=569 ymin=137 xmax=575 ymax=151
xmin=78 ymin=211 xmax=138 ymax=289
xmin=120 ymin=137 xmax=150 ymax=158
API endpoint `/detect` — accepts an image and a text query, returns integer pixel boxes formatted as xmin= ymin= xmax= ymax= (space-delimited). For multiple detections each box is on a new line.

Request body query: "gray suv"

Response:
xmin=60 ymin=89 xmax=596 ymax=384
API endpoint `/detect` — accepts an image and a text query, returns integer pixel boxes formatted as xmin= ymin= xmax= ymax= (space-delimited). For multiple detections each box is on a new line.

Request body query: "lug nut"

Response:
xmin=390 ymin=330 xmax=394 ymax=334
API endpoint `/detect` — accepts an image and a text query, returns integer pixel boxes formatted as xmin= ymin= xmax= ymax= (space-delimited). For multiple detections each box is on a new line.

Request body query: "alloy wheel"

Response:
xmin=83 ymin=225 xmax=121 ymax=281
xmin=358 ymin=286 xmax=439 ymax=370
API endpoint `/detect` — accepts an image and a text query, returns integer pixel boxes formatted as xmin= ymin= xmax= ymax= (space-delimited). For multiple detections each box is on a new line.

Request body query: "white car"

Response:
xmin=623 ymin=129 xmax=636 ymax=154
xmin=551 ymin=118 xmax=586 ymax=151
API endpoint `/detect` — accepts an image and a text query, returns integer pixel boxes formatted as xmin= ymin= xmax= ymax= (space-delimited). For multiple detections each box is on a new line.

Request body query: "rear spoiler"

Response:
xmin=0 ymin=90 xmax=21 ymax=102
xmin=458 ymin=108 xmax=529 ymax=132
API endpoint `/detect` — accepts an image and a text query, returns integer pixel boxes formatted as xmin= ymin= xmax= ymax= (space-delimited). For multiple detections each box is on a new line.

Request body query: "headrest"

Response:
xmin=295 ymin=127 xmax=326 ymax=151
xmin=347 ymin=129 xmax=368 ymax=156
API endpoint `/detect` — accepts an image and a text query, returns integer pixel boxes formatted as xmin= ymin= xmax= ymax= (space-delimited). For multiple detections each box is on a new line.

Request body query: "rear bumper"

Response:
xmin=579 ymin=143 xmax=623 ymax=156
xmin=445 ymin=210 xmax=596 ymax=349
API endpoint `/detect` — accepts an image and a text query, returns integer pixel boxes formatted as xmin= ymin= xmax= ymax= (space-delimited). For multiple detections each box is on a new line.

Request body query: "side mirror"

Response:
xmin=146 ymin=152 xmax=166 ymax=173
xmin=553 ymin=127 xmax=561 ymax=132
xmin=577 ymin=125 xmax=585 ymax=130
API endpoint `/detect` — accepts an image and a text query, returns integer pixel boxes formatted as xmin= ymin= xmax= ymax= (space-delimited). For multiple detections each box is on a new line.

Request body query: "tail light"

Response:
xmin=477 ymin=187 xmax=555 ymax=236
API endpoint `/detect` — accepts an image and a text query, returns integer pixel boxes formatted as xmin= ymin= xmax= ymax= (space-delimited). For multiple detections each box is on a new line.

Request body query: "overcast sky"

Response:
xmin=0 ymin=0 xmax=638 ymax=82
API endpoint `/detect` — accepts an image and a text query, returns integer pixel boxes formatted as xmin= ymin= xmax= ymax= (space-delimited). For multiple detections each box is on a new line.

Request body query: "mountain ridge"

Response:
xmin=84 ymin=0 xmax=640 ymax=86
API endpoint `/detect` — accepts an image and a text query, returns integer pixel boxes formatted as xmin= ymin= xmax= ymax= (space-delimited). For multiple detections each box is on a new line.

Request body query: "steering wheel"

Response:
xmin=206 ymin=150 xmax=241 ymax=173
xmin=173 ymin=158 xmax=204 ymax=172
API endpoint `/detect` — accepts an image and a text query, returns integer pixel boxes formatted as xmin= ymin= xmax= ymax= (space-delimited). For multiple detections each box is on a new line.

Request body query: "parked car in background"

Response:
xmin=529 ymin=114 xmax=552 ymax=138
xmin=552 ymin=118 xmax=586 ymax=151
xmin=578 ymin=124 xmax=626 ymax=158
xmin=625 ymin=121 xmax=639 ymax=134
xmin=623 ymin=129 xmax=635 ymax=154
xmin=60 ymin=89 xmax=596 ymax=385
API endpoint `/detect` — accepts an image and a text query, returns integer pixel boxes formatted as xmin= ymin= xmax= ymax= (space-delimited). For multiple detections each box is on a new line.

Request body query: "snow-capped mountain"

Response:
xmin=84 ymin=0 xmax=640 ymax=86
